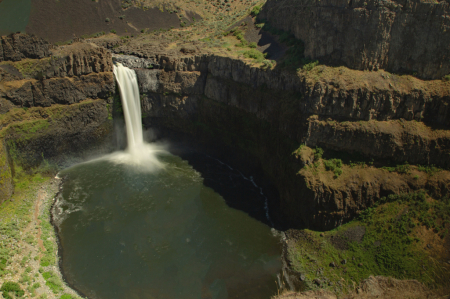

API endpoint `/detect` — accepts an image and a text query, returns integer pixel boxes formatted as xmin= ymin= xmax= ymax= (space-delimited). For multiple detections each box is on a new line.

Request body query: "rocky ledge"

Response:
xmin=114 ymin=49 xmax=450 ymax=230
xmin=0 ymin=36 xmax=115 ymax=204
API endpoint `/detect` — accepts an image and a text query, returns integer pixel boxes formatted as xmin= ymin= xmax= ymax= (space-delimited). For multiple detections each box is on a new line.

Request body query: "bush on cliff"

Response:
xmin=243 ymin=49 xmax=265 ymax=62
xmin=324 ymin=159 xmax=343 ymax=177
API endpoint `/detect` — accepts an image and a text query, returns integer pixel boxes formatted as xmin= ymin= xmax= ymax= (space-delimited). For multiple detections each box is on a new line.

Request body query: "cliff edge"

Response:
xmin=259 ymin=0 xmax=450 ymax=79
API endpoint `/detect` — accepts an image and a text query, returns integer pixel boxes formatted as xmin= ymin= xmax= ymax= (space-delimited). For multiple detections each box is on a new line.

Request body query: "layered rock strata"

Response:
xmin=258 ymin=0 xmax=450 ymax=80
xmin=0 ymin=38 xmax=114 ymax=203
xmin=117 ymin=51 xmax=450 ymax=230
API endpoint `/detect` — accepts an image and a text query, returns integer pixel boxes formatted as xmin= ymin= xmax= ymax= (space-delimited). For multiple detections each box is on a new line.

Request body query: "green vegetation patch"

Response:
xmin=242 ymin=48 xmax=266 ymax=62
xmin=42 ymin=271 xmax=64 ymax=294
xmin=323 ymin=158 xmax=343 ymax=177
xmin=0 ymin=58 xmax=51 ymax=79
xmin=288 ymin=192 xmax=450 ymax=294
xmin=1 ymin=281 xmax=24 ymax=299
xmin=11 ymin=119 xmax=50 ymax=140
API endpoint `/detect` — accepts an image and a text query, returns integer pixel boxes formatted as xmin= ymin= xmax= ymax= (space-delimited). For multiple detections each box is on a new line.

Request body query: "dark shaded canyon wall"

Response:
xmin=258 ymin=0 xmax=450 ymax=79
xmin=116 ymin=53 xmax=450 ymax=230
xmin=0 ymin=33 xmax=51 ymax=62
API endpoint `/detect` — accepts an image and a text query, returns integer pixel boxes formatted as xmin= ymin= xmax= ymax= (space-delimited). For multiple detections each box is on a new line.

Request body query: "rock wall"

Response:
xmin=6 ymin=100 xmax=112 ymax=169
xmin=0 ymin=33 xmax=51 ymax=62
xmin=0 ymin=39 xmax=114 ymax=202
xmin=120 ymin=54 xmax=450 ymax=127
xmin=305 ymin=116 xmax=450 ymax=168
xmin=258 ymin=0 xmax=450 ymax=79
xmin=0 ymin=42 xmax=114 ymax=111
xmin=118 ymin=52 xmax=450 ymax=230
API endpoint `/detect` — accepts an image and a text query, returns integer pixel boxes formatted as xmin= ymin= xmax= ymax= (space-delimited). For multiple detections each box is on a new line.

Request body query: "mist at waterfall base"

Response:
xmin=81 ymin=62 xmax=167 ymax=171
xmin=53 ymin=64 xmax=282 ymax=299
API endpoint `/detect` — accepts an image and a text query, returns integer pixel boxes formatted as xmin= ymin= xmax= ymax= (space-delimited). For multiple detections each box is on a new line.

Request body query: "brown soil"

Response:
xmin=274 ymin=289 xmax=337 ymax=299
xmin=329 ymin=226 xmax=366 ymax=251
xmin=34 ymin=189 xmax=46 ymax=257
xmin=25 ymin=0 xmax=180 ymax=43
xmin=274 ymin=276 xmax=448 ymax=299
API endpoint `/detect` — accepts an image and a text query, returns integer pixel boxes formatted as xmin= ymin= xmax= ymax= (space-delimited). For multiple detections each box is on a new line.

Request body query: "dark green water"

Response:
xmin=54 ymin=151 xmax=281 ymax=299
xmin=0 ymin=0 xmax=31 ymax=36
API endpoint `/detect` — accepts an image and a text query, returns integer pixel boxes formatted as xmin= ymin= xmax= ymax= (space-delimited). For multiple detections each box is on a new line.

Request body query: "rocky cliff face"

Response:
xmin=258 ymin=0 xmax=450 ymax=79
xmin=0 ymin=33 xmax=51 ymax=62
xmin=116 ymin=50 xmax=450 ymax=230
xmin=0 ymin=38 xmax=114 ymax=203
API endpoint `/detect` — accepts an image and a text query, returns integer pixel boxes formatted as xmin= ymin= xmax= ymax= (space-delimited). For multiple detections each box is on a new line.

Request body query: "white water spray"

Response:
xmin=98 ymin=63 xmax=167 ymax=170
xmin=113 ymin=62 xmax=144 ymax=150
xmin=56 ymin=63 xmax=166 ymax=174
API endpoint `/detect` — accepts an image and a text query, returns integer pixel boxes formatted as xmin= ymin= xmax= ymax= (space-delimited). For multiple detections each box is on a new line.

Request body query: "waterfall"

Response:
xmin=113 ymin=63 xmax=144 ymax=150
xmin=105 ymin=62 xmax=166 ymax=170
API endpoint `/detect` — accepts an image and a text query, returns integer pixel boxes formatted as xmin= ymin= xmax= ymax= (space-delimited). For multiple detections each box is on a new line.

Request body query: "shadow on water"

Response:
xmin=53 ymin=129 xmax=284 ymax=299
xmin=154 ymin=130 xmax=282 ymax=230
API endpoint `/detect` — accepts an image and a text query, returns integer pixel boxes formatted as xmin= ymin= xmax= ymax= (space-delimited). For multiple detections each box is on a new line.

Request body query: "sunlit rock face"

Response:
xmin=259 ymin=0 xmax=450 ymax=79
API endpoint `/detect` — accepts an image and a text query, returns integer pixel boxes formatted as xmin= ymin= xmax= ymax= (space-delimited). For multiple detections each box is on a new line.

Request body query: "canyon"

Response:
xmin=0 ymin=0 xmax=449 ymax=297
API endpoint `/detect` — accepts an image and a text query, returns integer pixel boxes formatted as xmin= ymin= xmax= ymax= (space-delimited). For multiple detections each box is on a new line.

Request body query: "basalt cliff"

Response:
xmin=259 ymin=0 xmax=450 ymax=80
xmin=0 ymin=34 xmax=114 ymax=201
xmin=0 ymin=0 xmax=449 ymax=232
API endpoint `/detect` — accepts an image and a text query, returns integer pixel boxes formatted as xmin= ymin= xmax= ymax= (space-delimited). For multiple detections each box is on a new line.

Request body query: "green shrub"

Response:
xmin=250 ymin=4 xmax=261 ymax=16
xmin=261 ymin=59 xmax=273 ymax=70
xmin=1 ymin=282 xmax=24 ymax=299
xmin=43 ymin=271 xmax=63 ymax=294
xmin=443 ymin=75 xmax=450 ymax=81
xmin=302 ymin=60 xmax=319 ymax=71
xmin=110 ymin=29 xmax=116 ymax=34
xmin=417 ymin=164 xmax=441 ymax=175
xmin=60 ymin=294 xmax=76 ymax=299
xmin=324 ymin=158 xmax=343 ymax=177
xmin=382 ymin=162 xmax=410 ymax=174
xmin=233 ymin=29 xmax=244 ymax=40
xmin=249 ymin=42 xmax=257 ymax=48
xmin=243 ymin=49 xmax=265 ymax=62
xmin=313 ymin=147 xmax=324 ymax=160
xmin=235 ymin=40 xmax=248 ymax=47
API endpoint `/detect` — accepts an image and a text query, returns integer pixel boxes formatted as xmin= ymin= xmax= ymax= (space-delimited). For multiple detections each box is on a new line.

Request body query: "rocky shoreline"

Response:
xmin=0 ymin=177 xmax=82 ymax=299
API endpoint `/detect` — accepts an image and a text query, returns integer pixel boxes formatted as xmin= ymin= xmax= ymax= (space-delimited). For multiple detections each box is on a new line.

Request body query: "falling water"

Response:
xmin=75 ymin=62 xmax=166 ymax=170
xmin=113 ymin=63 xmax=143 ymax=150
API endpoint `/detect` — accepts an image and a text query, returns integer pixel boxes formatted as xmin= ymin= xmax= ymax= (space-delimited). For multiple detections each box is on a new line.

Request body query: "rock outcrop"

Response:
xmin=305 ymin=116 xmax=450 ymax=169
xmin=116 ymin=50 xmax=450 ymax=230
xmin=0 ymin=42 xmax=114 ymax=110
xmin=0 ymin=39 xmax=114 ymax=202
xmin=258 ymin=0 xmax=450 ymax=79
xmin=0 ymin=33 xmax=51 ymax=62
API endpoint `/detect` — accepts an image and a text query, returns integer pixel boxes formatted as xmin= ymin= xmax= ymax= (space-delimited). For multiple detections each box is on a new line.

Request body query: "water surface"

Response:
xmin=54 ymin=151 xmax=281 ymax=299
